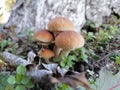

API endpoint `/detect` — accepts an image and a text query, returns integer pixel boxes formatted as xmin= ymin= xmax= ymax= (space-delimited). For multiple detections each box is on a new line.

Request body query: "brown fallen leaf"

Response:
xmin=27 ymin=50 xmax=36 ymax=62
xmin=27 ymin=69 xmax=52 ymax=82
xmin=41 ymin=63 xmax=58 ymax=73
xmin=61 ymin=71 xmax=92 ymax=90
xmin=50 ymin=71 xmax=93 ymax=90
xmin=0 ymin=32 xmax=6 ymax=41
xmin=50 ymin=76 xmax=60 ymax=84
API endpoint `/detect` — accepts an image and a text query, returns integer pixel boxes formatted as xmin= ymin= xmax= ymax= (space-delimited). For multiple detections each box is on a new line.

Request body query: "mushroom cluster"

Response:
xmin=33 ymin=17 xmax=85 ymax=63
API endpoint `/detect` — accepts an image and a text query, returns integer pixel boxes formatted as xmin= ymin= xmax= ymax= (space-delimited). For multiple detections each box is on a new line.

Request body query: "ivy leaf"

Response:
xmin=7 ymin=76 xmax=16 ymax=85
xmin=15 ymin=85 xmax=26 ymax=90
xmin=0 ymin=84 xmax=5 ymax=90
xmin=1 ymin=75 xmax=9 ymax=86
xmin=60 ymin=61 xmax=66 ymax=67
xmin=5 ymin=85 xmax=14 ymax=90
xmin=25 ymin=81 xmax=34 ymax=88
xmin=16 ymin=65 xmax=26 ymax=75
xmin=15 ymin=74 xmax=23 ymax=84
xmin=21 ymin=76 xmax=30 ymax=85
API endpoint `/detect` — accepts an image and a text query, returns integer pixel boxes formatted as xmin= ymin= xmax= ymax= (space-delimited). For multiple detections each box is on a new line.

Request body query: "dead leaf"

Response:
xmin=56 ymin=66 xmax=68 ymax=77
xmin=50 ymin=76 xmax=60 ymax=84
xmin=27 ymin=50 xmax=36 ymax=62
xmin=0 ymin=32 xmax=6 ymax=41
xmin=54 ymin=71 xmax=92 ymax=90
xmin=62 ymin=71 xmax=92 ymax=90
xmin=41 ymin=63 xmax=58 ymax=73
xmin=27 ymin=69 xmax=52 ymax=82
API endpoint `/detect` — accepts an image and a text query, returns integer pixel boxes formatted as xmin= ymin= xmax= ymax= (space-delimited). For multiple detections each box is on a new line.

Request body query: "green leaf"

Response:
xmin=87 ymin=32 xmax=96 ymax=40
xmin=60 ymin=55 xmax=76 ymax=69
xmin=53 ymin=57 xmax=60 ymax=62
xmin=21 ymin=76 xmax=30 ymax=85
xmin=0 ymin=40 xmax=7 ymax=51
xmin=16 ymin=65 xmax=26 ymax=75
xmin=62 ymin=84 xmax=73 ymax=90
xmin=15 ymin=74 xmax=23 ymax=84
xmin=60 ymin=55 xmax=67 ymax=67
xmin=15 ymin=85 xmax=26 ymax=90
xmin=1 ymin=75 xmax=9 ymax=86
xmin=93 ymin=55 xmax=100 ymax=60
xmin=67 ymin=60 xmax=74 ymax=67
xmin=80 ymin=48 xmax=88 ymax=63
xmin=5 ymin=85 xmax=14 ymax=90
xmin=0 ymin=84 xmax=5 ymax=90
xmin=68 ymin=55 xmax=77 ymax=61
xmin=25 ymin=81 xmax=34 ymax=88
xmin=7 ymin=76 xmax=16 ymax=85
xmin=89 ymin=77 xmax=95 ymax=84
xmin=60 ymin=61 xmax=66 ymax=67
xmin=116 ymin=56 xmax=120 ymax=65
xmin=93 ymin=68 xmax=120 ymax=90
xmin=61 ymin=55 xmax=67 ymax=61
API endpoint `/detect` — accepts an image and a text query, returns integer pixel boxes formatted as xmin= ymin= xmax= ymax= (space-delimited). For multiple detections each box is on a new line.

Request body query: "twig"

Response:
xmin=98 ymin=50 xmax=120 ymax=61
xmin=97 ymin=50 xmax=120 ymax=67
xmin=1 ymin=51 xmax=31 ymax=66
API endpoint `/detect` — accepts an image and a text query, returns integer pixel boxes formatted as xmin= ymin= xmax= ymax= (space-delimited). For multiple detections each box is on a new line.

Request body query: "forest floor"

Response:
xmin=0 ymin=15 xmax=120 ymax=90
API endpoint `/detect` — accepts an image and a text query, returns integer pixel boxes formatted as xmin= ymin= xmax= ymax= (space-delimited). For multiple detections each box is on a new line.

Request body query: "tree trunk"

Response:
xmin=4 ymin=0 xmax=120 ymax=34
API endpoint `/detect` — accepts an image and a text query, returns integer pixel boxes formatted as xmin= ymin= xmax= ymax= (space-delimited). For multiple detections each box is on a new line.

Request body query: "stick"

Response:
xmin=1 ymin=51 xmax=31 ymax=66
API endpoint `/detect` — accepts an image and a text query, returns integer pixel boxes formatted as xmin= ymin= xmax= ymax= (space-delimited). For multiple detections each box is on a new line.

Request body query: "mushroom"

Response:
xmin=33 ymin=30 xmax=54 ymax=48
xmin=48 ymin=17 xmax=75 ymax=36
xmin=48 ymin=17 xmax=75 ymax=57
xmin=38 ymin=48 xmax=55 ymax=63
xmin=55 ymin=31 xmax=85 ymax=59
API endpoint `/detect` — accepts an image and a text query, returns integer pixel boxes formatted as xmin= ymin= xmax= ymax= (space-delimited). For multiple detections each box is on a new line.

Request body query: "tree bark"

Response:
xmin=4 ymin=0 xmax=85 ymax=33
xmin=4 ymin=0 xmax=120 ymax=34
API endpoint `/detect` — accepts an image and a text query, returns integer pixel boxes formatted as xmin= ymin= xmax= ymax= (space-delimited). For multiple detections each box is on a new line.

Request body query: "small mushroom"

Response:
xmin=34 ymin=30 xmax=54 ymax=47
xmin=55 ymin=31 xmax=85 ymax=58
xmin=38 ymin=48 xmax=55 ymax=63
xmin=48 ymin=17 xmax=75 ymax=57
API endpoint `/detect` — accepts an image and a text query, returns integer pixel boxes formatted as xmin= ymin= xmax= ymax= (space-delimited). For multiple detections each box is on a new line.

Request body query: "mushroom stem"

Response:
xmin=59 ymin=50 xmax=70 ymax=59
xmin=54 ymin=45 xmax=62 ymax=57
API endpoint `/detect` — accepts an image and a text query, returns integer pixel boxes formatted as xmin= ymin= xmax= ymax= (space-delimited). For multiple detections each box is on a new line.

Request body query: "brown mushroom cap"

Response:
xmin=34 ymin=30 xmax=54 ymax=44
xmin=48 ymin=17 xmax=75 ymax=33
xmin=55 ymin=31 xmax=85 ymax=51
xmin=38 ymin=48 xmax=55 ymax=60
